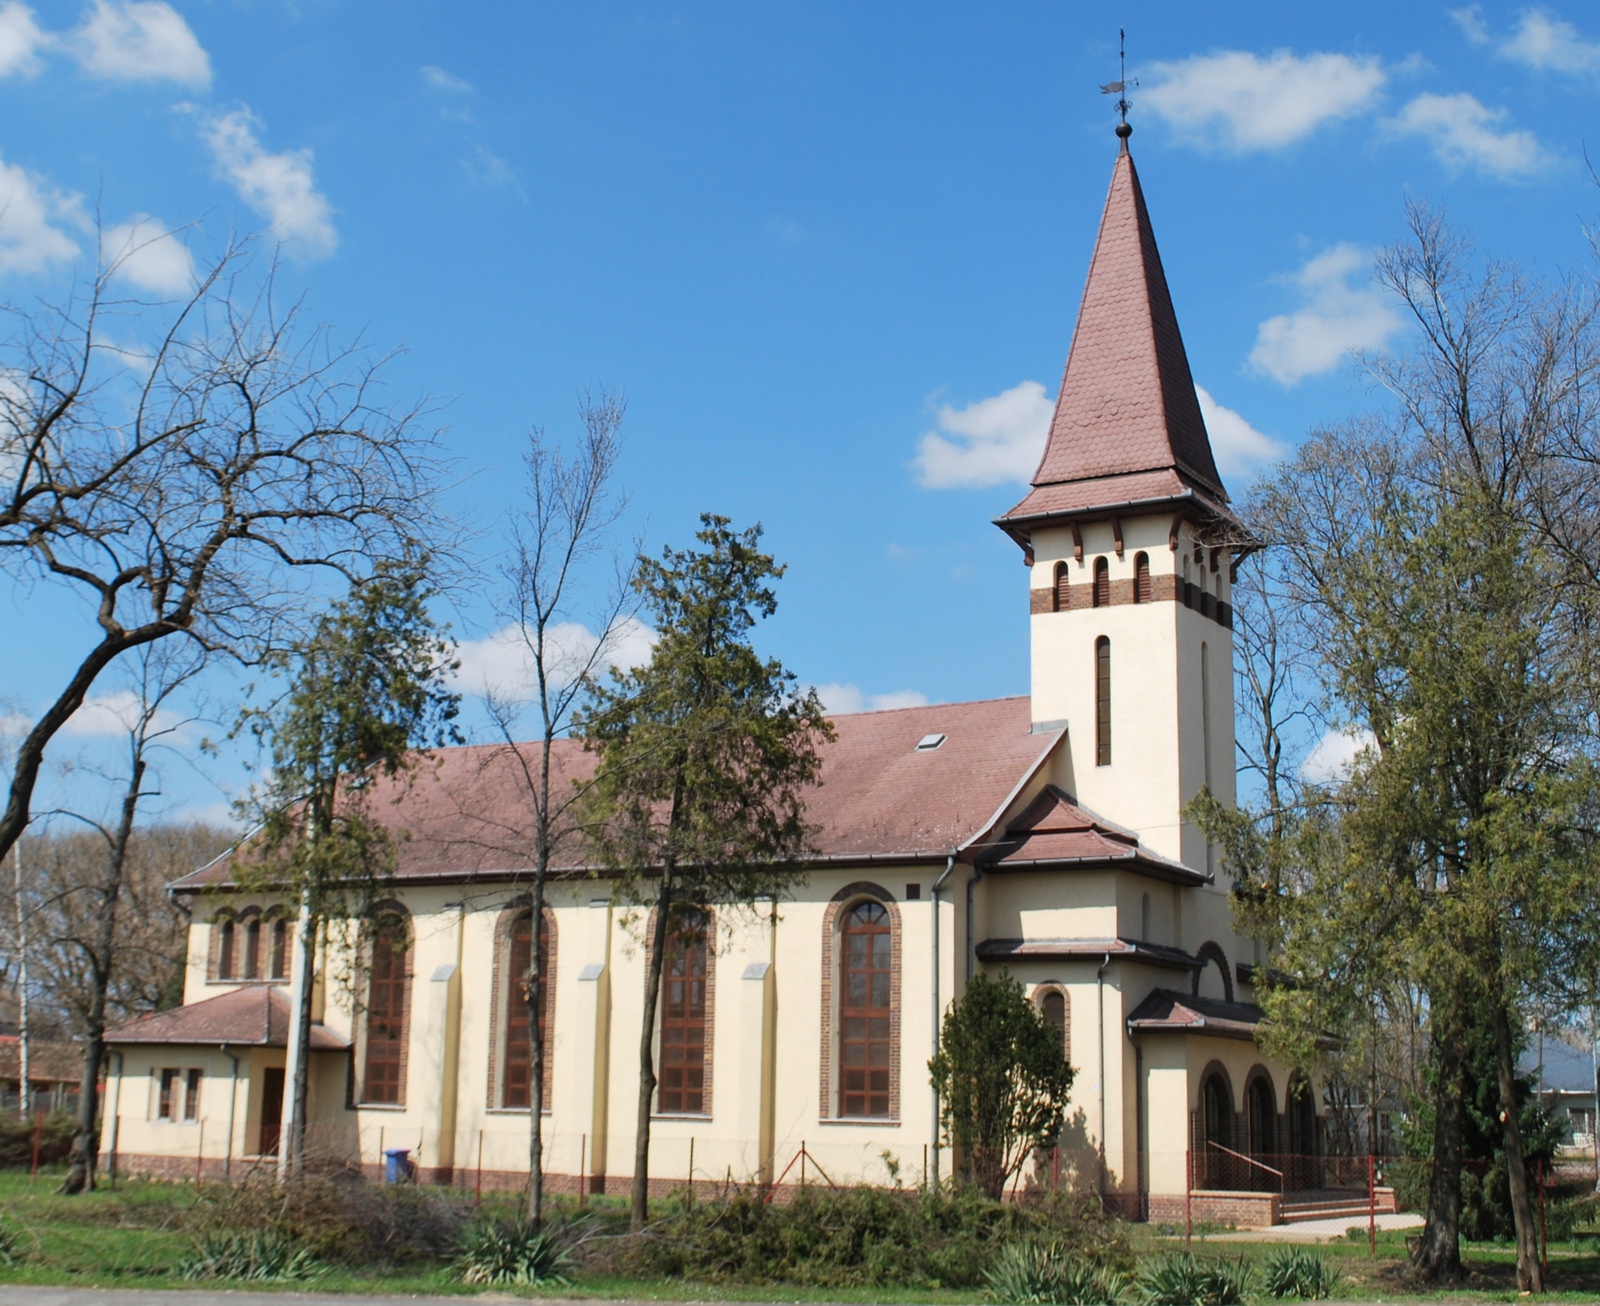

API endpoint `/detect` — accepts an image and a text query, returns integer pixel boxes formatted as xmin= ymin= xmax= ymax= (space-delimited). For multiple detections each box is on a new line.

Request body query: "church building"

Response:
xmin=103 ymin=130 xmax=1337 ymax=1227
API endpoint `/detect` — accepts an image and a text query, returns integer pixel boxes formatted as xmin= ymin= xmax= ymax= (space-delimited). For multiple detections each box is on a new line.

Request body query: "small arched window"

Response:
xmin=840 ymin=900 xmax=892 ymax=1117
xmin=1287 ymin=1077 xmax=1316 ymax=1157
xmin=1052 ymin=562 xmax=1069 ymax=613
xmin=1094 ymin=636 xmax=1111 ymax=766
xmin=1202 ymin=1073 xmax=1231 ymax=1151
xmin=504 ymin=911 xmax=553 ymax=1109
xmin=1248 ymin=1075 xmax=1276 ymax=1158
xmin=217 ymin=919 xmax=236 ymax=980
xmin=269 ymin=918 xmax=290 ymax=981
xmin=1092 ymin=556 xmax=1110 ymax=608
xmin=242 ymin=918 xmax=261 ymax=980
xmin=362 ymin=911 xmax=412 ymax=1105
xmin=1039 ymin=988 xmax=1070 ymax=1063
xmin=1134 ymin=552 xmax=1151 ymax=603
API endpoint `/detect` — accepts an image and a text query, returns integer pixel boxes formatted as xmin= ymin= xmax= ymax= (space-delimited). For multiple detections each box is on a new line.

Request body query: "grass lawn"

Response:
xmin=3 ymin=1166 xmax=1600 ymax=1302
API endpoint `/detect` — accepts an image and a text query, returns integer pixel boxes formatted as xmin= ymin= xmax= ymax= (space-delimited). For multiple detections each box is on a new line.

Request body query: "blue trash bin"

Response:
xmin=383 ymin=1148 xmax=411 ymax=1184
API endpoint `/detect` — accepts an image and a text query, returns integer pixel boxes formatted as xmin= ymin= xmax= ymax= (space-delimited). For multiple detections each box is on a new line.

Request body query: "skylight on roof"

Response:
xmin=915 ymin=733 xmax=946 ymax=751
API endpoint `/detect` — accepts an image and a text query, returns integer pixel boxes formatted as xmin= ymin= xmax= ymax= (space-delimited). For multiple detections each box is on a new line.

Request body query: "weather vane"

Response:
xmin=1099 ymin=29 xmax=1137 ymax=135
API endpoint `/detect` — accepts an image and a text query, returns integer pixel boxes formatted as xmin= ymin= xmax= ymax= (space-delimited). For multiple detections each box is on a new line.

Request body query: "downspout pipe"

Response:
xmin=1097 ymin=951 xmax=1111 ymax=1200
xmin=965 ymin=865 xmax=983 ymax=982
xmin=222 ymin=1045 xmax=240 ymax=1181
xmin=929 ymin=854 xmax=956 ymax=1189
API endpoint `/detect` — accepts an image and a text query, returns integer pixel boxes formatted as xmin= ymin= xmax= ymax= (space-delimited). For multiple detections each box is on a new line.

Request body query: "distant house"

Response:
xmin=0 ymin=1038 xmax=83 ymax=1116
xmin=1522 ymin=1038 xmax=1597 ymax=1152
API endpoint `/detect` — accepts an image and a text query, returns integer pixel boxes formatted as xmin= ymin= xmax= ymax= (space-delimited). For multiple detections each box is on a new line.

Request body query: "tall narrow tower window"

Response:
xmin=1134 ymin=552 xmax=1151 ymax=603
xmin=1053 ymin=562 xmax=1069 ymax=613
xmin=1092 ymin=557 xmax=1110 ymax=608
xmin=1200 ymin=642 xmax=1212 ymax=788
xmin=1095 ymin=636 xmax=1112 ymax=766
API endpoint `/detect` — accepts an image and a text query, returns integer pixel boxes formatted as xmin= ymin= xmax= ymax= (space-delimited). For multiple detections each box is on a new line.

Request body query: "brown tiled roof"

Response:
xmin=173 ymin=697 xmax=1066 ymax=890
xmin=1125 ymin=988 xmax=1265 ymax=1041
xmin=975 ymin=936 xmax=1201 ymax=972
xmin=104 ymin=986 xmax=349 ymax=1050
xmin=997 ymin=470 xmax=1236 ymax=539
xmin=0 ymin=1038 xmax=83 ymax=1082
xmin=996 ymin=142 xmax=1230 ymax=541
xmin=976 ymin=787 xmax=1208 ymax=885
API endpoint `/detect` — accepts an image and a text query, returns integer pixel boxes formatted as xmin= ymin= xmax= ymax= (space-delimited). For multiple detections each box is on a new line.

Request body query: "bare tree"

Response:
xmin=458 ymin=392 xmax=634 ymax=1226
xmin=0 ymin=241 xmax=451 ymax=867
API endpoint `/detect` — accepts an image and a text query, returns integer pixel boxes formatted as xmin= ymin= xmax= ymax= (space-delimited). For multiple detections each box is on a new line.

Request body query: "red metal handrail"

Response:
xmin=1204 ymin=1139 xmax=1284 ymax=1180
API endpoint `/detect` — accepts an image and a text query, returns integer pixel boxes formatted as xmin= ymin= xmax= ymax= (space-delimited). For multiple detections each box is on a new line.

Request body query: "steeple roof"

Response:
xmin=997 ymin=140 xmax=1231 ymax=539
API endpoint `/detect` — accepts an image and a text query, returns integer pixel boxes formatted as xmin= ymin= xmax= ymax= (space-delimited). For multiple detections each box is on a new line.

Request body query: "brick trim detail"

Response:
xmin=819 ymin=882 xmax=901 ymax=1122
xmin=485 ymin=899 xmax=558 ymax=1110
xmin=643 ymin=905 xmax=717 ymax=1118
xmin=1031 ymin=567 xmax=1232 ymax=628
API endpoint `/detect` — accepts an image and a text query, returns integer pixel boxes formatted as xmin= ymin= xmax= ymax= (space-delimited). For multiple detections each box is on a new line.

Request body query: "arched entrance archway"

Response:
xmin=1246 ymin=1075 xmax=1276 ymax=1191
xmin=1199 ymin=1071 xmax=1233 ymax=1188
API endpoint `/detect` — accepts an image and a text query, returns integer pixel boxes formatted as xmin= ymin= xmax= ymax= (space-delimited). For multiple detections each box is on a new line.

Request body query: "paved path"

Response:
xmin=1204 ymin=1211 xmax=1425 ymax=1243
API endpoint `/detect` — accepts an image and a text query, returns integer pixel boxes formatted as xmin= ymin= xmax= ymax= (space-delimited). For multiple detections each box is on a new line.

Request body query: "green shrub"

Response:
xmin=0 ymin=1112 xmax=76 ymax=1169
xmin=451 ymin=1218 xmax=572 ymax=1286
xmin=1135 ymin=1252 xmax=1252 ymax=1306
xmin=178 ymin=1230 xmax=324 ymax=1282
xmin=605 ymin=1185 xmax=1129 ymax=1290
xmin=0 ymin=1220 xmax=23 ymax=1268
xmin=1261 ymin=1246 xmax=1341 ymax=1301
xmin=984 ymin=1239 xmax=1125 ymax=1303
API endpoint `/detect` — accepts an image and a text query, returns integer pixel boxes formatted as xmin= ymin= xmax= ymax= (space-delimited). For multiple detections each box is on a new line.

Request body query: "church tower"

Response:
xmin=995 ymin=127 xmax=1250 ymax=874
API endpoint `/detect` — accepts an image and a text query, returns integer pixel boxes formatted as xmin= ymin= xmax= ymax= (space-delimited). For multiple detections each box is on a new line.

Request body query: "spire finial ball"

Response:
xmin=1116 ymin=122 xmax=1132 ymax=140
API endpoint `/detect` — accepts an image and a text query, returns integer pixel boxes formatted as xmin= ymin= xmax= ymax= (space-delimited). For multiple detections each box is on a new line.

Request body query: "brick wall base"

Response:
xmin=1147 ymin=1190 xmax=1281 ymax=1229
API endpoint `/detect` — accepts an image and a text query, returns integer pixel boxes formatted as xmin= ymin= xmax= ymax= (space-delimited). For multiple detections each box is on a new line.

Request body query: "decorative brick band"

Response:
xmin=818 ymin=882 xmax=901 ymax=1123
xmin=1030 ymin=574 xmax=1231 ymax=629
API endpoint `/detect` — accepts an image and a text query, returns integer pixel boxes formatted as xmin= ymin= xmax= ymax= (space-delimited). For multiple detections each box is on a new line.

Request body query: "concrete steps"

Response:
xmin=1280 ymin=1187 xmax=1398 ymax=1224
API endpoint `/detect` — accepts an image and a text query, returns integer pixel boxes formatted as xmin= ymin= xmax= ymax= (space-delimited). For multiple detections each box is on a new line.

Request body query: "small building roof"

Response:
xmin=976 ymin=786 xmax=1209 ymax=885
xmin=0 ymin=1038 xmax=84 ymax=1083
xmin=976 ymin=936 xmax=1200 ymax=972
xmin=1126 ymin=988 xmax=1266 ymax=1041
xmin=105 ymin=986 xmax=349 ymax=1050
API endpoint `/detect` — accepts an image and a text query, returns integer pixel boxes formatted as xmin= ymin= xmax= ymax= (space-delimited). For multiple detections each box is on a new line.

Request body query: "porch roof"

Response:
xmin=1125 ymin=987 xmax=1265 ymax=1042
xmin=105 ymin=985 xmax=349 ymax=1050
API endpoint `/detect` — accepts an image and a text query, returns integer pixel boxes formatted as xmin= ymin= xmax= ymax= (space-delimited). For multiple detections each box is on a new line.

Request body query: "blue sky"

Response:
xmin=3 ymin=0 xmax=1599 ymax=825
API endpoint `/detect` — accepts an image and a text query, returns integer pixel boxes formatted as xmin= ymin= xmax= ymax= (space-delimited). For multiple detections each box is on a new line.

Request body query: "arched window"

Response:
xmin=216 ymin=918 xmax=236 ymax=980
xmin=1247 ymin=1075 xmax=1275 ymax=1158
xmin=840 ymin=901 xmax=892 ymax=1117
xmin=1053 ymin=562 xmax=1069 ymax=613
xmin=658 ymin=913 xmax=711 ymax=1115
xmin=1287 ymin=1077 xmax=1316 ymax=1157
xmin=1141 ymin=892 xmax=1152 ymax=940
xmin=1134 ymin=552 xmax=1151 ymax=603
xmin=1202 ymin=1072 xmax=1231 ymax=1154
xmin=1094 ymin=636 xmax=1111 ymax=766
xmin=1092 ymin=556 xmax=1110 ymax=608
xmin=269 ymin=918 xmax=290 ymax=981
xmin=242 ymin=917 xmax=261 ymax=980
xmin=504 ymin=910 xmax=553 ymax=1109
xmin=1038 ymin=987 xmax=1070 ymax=1063
xmin=362 ymin=911 xmax=412 ymax=1105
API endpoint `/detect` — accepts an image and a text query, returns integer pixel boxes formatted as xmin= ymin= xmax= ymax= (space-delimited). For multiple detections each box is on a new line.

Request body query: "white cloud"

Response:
xmin=1142 ymin=50 xmax=1386 ymax=152
xmin=0 ymin=155 xmax=84 ymax=273
xmin=420 ymin=64 xmax=473 ymax=94
xmin=4 ymin=690 xmax=187 ymax=738
xmin=168 ymin=799 xmax=242 ymax=829
xmin=1450 ymin=6 xmax=1491 ymax=44
xmin=814 ymin=683 xmax=930 ymax=715
xmin=453 ymin=616 xmax=656 ymax=701
xmin=103 ymin=215 xmax=193 ymax=294
xmin=1301 ymin=727 xmax=1377 ymax=783
xmin=912 ymin=380 xmax=1053 ymax=489
xmin=198 ymin=108 xmax=337 ymax=259
xmin=1249 ymin=244 xmax=1405 ymax=385
xmin=1195 ymin=386 xmax=1284 ymax=478
xmin=1497 ymin=8 xmax=1600 ymax=74
xmin=0 ymin=2 xmax=47 ymax=77
xmin=73 ymin=0 xmax=208 ymax=87
xmin=462 ymin=146 xmax=519 ymax=192
xmin=1387 ymin=92 xmax=1552 ymax=180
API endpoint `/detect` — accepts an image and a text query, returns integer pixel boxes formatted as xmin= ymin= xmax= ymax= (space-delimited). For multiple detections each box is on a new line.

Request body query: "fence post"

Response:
xmin=579 ymin=1134 xmax=586 ymax=1209
xmin=30 ymin=1116 xmax=41 ymax=1179
xmin=688 ymin=1136 xmax=695 ymax=1201
xmin=801 ymin=1141 xmax=807 ymax=1189
xmin=475 ymin=1130 xmax=483 ymax=1205
xmin=1539 ymin=1159 xmax=1548 ymax=1274
xmin=1185 ymin=1150 xmax=1192 ymax=1245
xmin=1053 ymin=1145 xmax=1059 ymax=1191
xmin=922 ymin=1143 xmax=927 ymax=1192
xmin=1368 ymin=1154 xmax=1376 ymax=1256
xmin=196 ymin=1119 xmax=205 ymax=1188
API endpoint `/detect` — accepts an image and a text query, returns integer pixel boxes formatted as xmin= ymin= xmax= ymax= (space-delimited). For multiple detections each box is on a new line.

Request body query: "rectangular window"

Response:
xmin=839 ymin=902 xmax=892 ymax=1117
xmin=658 ymin=925 xmax=709 ymax=1114
xmin=504 ymin=913 xmax=551 ymax=1109
xmin=269 ymin=919 xmax=289 ymax=980
xmin=1095 ymin=636 xmax=1112 ymax=766
xmin=158 ymin=1068 xmax=177 ymax=1120
xmin=243 ymin=920 xmax=261 ymax=980
xmin=184 ymin=1068 xmax=202 ymax=1121
xmin=363 ymin=924 xmax=409 ymax=1105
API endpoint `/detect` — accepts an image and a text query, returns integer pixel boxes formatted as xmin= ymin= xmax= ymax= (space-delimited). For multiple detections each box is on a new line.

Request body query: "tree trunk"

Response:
xmin=526 ymin=870 xmax=547 ymax=1227
xmin=59 ymin=755 xmax=144 ymax=1195
xmin=1489 ymin=995 xmax=1544 ymax=1292
xmin=287 ymin=911 xmax=318 ymax=1178
xmin=1411 ymin=1001 xmax=1466 ymax=1282
xmin=630 ymin=876 xmax=673 ymax=1233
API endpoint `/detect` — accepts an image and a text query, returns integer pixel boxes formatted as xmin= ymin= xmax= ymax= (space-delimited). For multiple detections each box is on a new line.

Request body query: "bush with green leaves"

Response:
xmin=0 ymin=1220 xmax=23 ymax=1268
xmin=1135 ymin=1252 xmax=1252 ymax=1306
xmin=0 ymin=1111 xmax=75 ymax=1169
xmin=1261 ymin=1246 xmax=1340 ymax=1301
xmin=984 ymin=1239 xmax=1125 ymax=1304
xmin=605 ymin=1185 xmax=1130 ymax=1290
xmin=452 ymin=1217 xmax=573 ymax=1286
xmin=179 ymin=1230 xmax=324 ymax=1282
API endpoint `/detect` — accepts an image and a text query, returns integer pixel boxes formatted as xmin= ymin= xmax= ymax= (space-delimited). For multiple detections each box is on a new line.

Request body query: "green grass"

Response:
xmin=4 ymin=1166 xmax=1600 ymax=1301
